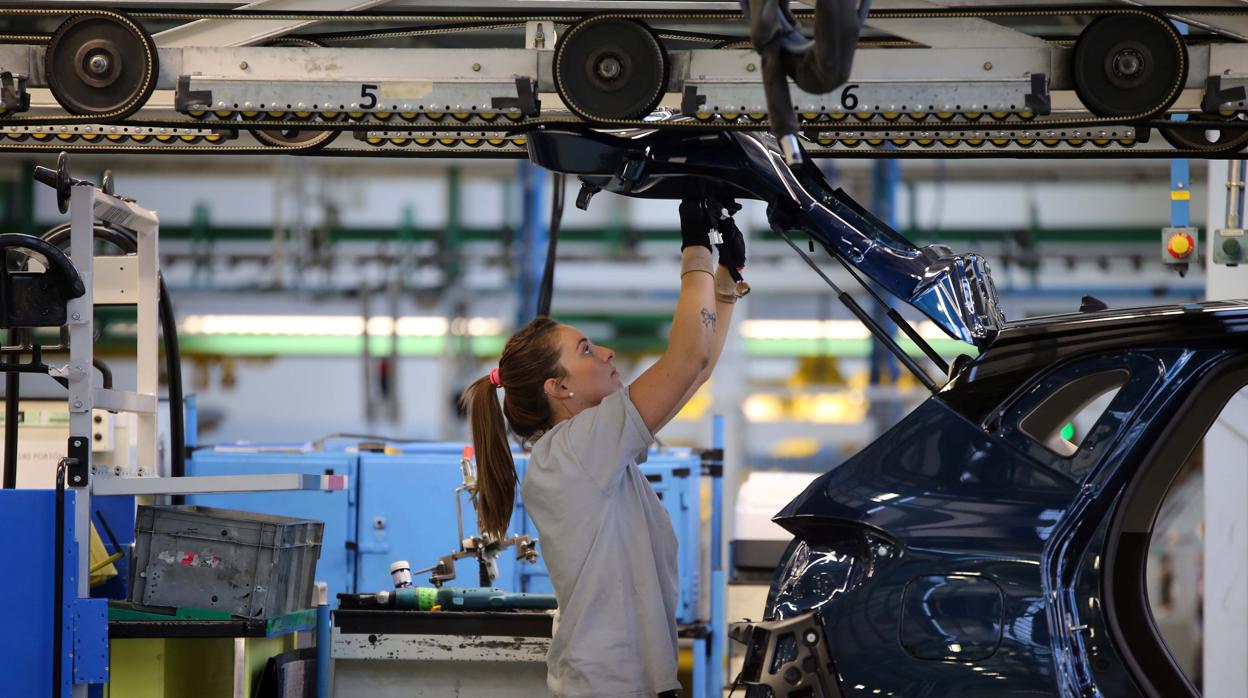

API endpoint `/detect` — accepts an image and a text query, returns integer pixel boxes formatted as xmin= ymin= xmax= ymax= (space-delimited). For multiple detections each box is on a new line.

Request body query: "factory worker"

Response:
xmin=460 ymin=194 xmax=747 ymax=698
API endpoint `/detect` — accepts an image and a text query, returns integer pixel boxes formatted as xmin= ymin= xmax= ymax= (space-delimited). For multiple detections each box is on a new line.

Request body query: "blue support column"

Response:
xmin=868 ymin=159 xmax=901 ymax=387
xmin=316 ymin=582 xmax=331 ymax=698
xmin=1171 ymin=20 xmax=1191 ymax=232
xmin=1172 ymin=158 xmax=1191 ymax=228
xmin=707 ymin=415 xmax=726 ymax=698
xmin=514 ymin=161 xmax=549 ymax=325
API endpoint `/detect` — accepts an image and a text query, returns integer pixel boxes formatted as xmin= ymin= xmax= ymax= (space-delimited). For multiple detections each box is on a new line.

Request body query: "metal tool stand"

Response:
xmin=63 ymin=178 xmax=162 ymax=698
xmin=38 ymin=168 xmax=348 ymax=697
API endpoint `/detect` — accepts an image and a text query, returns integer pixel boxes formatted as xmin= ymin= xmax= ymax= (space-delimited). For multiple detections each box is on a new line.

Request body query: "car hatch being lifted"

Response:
xmin=526 ymin=125 xmax=1005 ymax=350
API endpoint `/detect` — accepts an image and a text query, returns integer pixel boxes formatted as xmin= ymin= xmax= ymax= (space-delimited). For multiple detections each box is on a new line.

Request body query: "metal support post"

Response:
xmin=316 ymin=581 xmax=331 ymax=698
xmin=1203 ymin=159 xmax=1248 ymax=698
xmin=514 ymin=161 xmax=548 ymax=326
xmin=868 ymin=159 xmax=903 ymax=433
xmin=65 ymin=182 xmax=94 ymax=698
xmin=708 ymin=415 xmax=726 ymax=698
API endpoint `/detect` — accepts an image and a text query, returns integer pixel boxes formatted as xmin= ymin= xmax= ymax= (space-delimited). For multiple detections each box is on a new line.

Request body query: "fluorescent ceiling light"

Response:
xmin=180 ymin=314 xmax=501 ymax=337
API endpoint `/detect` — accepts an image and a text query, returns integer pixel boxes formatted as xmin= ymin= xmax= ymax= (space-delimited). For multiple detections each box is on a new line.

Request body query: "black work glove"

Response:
xmin=713 ymin=201 xmax=747 ymax=276
xmin=679 ymin=197 xmax=715 ymax=252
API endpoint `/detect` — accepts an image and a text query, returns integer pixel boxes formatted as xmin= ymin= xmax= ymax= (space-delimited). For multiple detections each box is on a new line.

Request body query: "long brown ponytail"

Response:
xmin=460 ymin=317 xmax=565 ymax=540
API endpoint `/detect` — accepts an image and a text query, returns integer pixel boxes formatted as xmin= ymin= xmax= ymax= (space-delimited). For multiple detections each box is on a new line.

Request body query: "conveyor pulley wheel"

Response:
xmin=1160 ymin=117 xmax=1248 ymax=153
xmin=1072 ymin=12 xmax=1186 ymax=118
xmin=45 ymin=13 xmax=157 ymax=119
xmin=554 ymin=17 xmax=668 ymax=122
xmin=253 ymin=36 xmax=336 ymax=150
xmin=252 ymin=127 xmax=339 ymax=150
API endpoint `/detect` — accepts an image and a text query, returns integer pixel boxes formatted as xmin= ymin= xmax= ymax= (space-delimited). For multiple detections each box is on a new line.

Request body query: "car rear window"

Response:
xmin=1019 ymin=369 xmax=1130 ymax=456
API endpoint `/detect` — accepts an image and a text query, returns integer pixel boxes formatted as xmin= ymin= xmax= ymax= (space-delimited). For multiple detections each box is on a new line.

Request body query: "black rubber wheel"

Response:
xmin=254 ymin=37 xmax=335 ymax=149
xmin=251 ymin=127 xmax=339 ymax=150
xmin=1072 ymin=12 xmax=1187 ymax=118
xmin=1160 ymin=118 xmax=1248 ymax=153
xmin=45 ymin=13 xmax=158 ymax=119
xmin=554 ymin=17 xmax=668 ymax=121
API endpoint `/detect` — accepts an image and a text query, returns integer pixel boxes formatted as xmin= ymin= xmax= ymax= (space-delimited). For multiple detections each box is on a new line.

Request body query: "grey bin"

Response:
xmin=130 ymin=505 xmax=324 ymax=618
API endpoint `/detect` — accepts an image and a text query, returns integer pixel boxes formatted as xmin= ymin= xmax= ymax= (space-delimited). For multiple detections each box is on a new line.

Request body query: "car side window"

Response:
xmin=1018 ymin=369 xmax=1129 ymax=456
xmin=994 ymin=353 xmax=1164 ymax=480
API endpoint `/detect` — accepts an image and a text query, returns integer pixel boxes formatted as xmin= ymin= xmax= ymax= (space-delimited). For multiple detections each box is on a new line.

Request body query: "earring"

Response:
xmin=568 ymin=391 xmax=575 ymax=398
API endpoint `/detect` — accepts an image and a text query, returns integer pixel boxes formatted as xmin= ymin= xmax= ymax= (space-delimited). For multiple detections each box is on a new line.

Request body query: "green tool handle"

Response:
xmin=393 ymin=586 xmax=557 ymax=611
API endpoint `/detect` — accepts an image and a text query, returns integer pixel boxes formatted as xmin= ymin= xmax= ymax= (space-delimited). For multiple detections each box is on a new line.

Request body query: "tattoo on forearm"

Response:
xmin=701 ymin=308 xmax=717 ymax=331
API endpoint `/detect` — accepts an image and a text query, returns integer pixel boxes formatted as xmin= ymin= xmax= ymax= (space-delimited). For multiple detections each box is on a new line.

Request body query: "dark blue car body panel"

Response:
xmin=772 ymin=305 xmax=1248 ymax=697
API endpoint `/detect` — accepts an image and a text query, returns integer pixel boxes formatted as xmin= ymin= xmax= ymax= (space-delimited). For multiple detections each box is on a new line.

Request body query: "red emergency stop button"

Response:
xmin=1167 ymin=231 xmax=1194 ymax=259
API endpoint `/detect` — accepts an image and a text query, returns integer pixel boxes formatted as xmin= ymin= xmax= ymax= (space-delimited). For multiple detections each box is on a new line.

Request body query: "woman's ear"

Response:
xmin=543 ymin=376 xmax=562 ymax=399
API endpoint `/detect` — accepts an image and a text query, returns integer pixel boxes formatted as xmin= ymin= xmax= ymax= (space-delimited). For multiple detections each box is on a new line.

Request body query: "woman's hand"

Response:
xmin=713 ymin=200 xmax=746 ymax=275
xmin=679 ymin=197 xmax=716 ymax=252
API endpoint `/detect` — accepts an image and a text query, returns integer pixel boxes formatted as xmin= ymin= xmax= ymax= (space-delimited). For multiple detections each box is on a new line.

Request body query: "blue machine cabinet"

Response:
xmin=354 ymin=451 xmax=527 ymax=594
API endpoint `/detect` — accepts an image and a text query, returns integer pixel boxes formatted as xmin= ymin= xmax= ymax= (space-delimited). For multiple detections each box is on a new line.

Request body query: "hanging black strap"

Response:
xmin=536 ymin=173 xmax=565 ymax=318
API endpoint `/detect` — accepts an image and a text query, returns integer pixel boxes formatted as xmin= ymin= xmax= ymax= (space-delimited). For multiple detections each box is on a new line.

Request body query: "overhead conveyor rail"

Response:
xmin=0 ymin=2 xmax=1246 ymax=157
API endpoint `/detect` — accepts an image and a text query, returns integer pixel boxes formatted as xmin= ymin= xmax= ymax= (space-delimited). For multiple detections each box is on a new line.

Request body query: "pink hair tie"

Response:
xmin=488 ymin=367 xmax=502 ymax=388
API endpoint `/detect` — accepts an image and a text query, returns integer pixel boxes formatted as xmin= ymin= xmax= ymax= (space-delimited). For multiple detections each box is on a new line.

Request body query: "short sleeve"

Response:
xmin=561 ymin=387 xmax=654 ymax=492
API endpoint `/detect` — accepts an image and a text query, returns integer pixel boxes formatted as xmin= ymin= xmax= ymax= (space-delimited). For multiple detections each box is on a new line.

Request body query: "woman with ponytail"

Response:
xmin=461 ymin=194 xmax=746 ymax=698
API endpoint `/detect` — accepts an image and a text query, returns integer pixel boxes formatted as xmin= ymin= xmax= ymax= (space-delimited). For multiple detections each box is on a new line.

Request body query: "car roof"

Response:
xmin=940 ymin=300 xmax=1248 ymax=423
xmin=993 ymin=300 xmax=1248 ymax=349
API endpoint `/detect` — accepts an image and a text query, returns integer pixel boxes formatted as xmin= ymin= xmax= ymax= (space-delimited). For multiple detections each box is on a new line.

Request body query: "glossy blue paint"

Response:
xmin=526 ymin=126 xmax=1005 ymax=347
xmin=763 ymin=309 xmax=1248 ymax=697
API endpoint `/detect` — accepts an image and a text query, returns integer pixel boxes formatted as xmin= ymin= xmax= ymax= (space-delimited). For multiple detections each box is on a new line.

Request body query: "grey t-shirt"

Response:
xmin=522 ymin=387 xmax=681 ymax=698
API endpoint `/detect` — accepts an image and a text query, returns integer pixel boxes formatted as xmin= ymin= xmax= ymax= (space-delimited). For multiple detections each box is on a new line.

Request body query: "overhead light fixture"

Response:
xmin=180 ymin=314 xmax=502 ymax=337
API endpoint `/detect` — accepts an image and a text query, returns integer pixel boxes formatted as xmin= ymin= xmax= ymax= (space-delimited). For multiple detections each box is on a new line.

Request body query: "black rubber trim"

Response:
xmin=1103 ymin=357 xmax=1248 ymax=698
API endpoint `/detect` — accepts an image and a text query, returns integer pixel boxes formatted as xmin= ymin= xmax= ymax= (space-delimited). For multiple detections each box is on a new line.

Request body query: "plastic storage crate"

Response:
xmin=130 ymin=505 xmax=324 ymax=618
